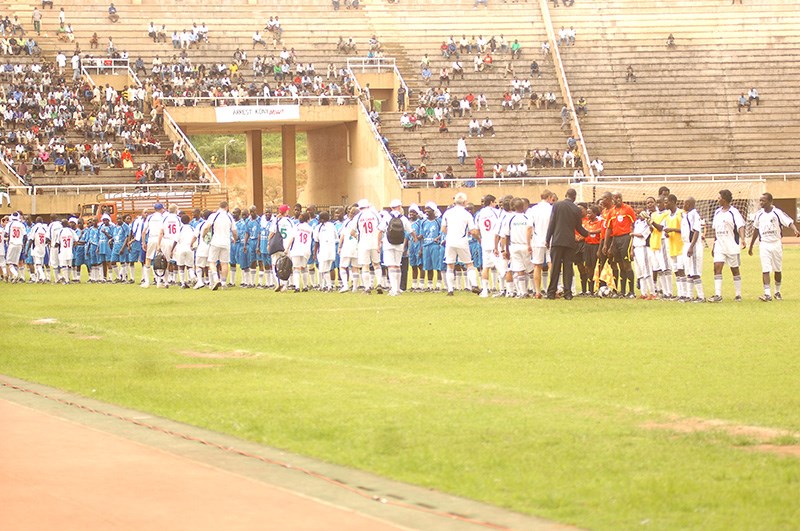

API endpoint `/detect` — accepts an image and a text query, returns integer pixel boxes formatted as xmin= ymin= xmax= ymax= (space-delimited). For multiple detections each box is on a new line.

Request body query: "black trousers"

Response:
xmin=547 ymin=245 xmax=575 ymax=298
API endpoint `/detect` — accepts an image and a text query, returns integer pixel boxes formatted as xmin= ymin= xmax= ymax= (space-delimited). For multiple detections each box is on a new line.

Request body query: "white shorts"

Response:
xmin=444 ymin=245 xmax=472 ymax=265
xmin=671 ymin=255 xmax=684 ymax=272
xmin=160 ymin=239 xmax=176 ymax=261
xmin=634 ymin=247 xmax=653 ymax=278
xmin=383 ymin=246 xmax=403 ymax=267
xmin=358 ymin=247 xmax=380 ymax=266
xmin=713 ymin=247 xmax=741 ymax=268
xmin=531 ymin=246 xmax=549 ymax=265
xmin=494 ymin=253 xmax=509 ymax=275
xmin=6 ymin=243 xmax=22 ymax=264
xmin=481 ymin=248 xmax=496 ymax=269
xmin=509 ymin=245 xmax=533 ymax=272
xmin=339 ymin=256 xmax=357 ymax=269
xmin=59 ymin=257 xmax=73 ymax=268
xmin=207 ymin=244 xmax=230 ymax=264
xmin=32 ymin=253 xmax=45 ymax=266
xmin=0 ymin=251 xmax=5 ymax=266
xmin=681 ymin=246 xmax=703 ymax=277
xmin=195 ymin=254 xmax=208 ymax=268
xmin=648 ymin=247 xmax=665 ymax=272
xmin=175 ymin=249 xmax=194 ymax=268
xmin=145 ymin=239 xmax=159 ymax=260
xmin=290 ymin=254 xmax=310 ymax=268
xmin=49 ymin=245 xmax=59 ymax=266
xmin=759 ymin=241 xmax=783 ymax=273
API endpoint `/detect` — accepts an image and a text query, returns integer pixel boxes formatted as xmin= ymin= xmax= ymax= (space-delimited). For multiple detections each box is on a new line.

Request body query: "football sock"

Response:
xmin=775 ymin=281 xmax=781 ymax=294
xmin=693 ymin=277 xmax=704 ymax=299
xmin=714 ymin=274 xmax=723 ymax=297
xmin=293 ymin=270 xmax=301 ymax=289
xmin=446 ymin=270 xmax=455 ymax=292
xmin=467 ymin=267 xmax=478 ymax=289
xmin=733 ymin=275 xmax=742 ymax=296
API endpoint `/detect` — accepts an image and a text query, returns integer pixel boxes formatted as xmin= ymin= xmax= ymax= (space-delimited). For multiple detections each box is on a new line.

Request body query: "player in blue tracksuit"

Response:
xmin=258 ymin=209 xmax=273 ymax=287
xmin=110 ymin=215 xmax=131 ymax=282
xmin=420 ymin=206 xmax=443 ymax=290
xmin=98 ymin=216 xmax=115 ymax=281
xmin=73 ymin=220 xmax=86 ymax=282
xmin=332 ymin=207 xmax=345 ymax=288
xmin=84 ymin=220 xmax=100 ymax=282
xmin=306 ymin=206 xmax=320 ymax=287
xmin=407 ymin=209 xmax=423 ymax=290
xmin=242 ymin=207 xmax=259 ymax=287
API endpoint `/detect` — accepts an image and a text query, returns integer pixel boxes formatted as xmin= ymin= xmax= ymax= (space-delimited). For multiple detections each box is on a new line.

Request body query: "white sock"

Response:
xmin=467 ymin=267 xmax=478 ymax=289
xmin=446 ymin=269 xmax=455 ymax=292
xmin=714 ymin=274 xmax=723 ymax=297
xmin=775 ymin=281 xmax=781 ymax=294
xmin=733 ymin=275 xmax=741 ymax=296
xmin=693 ymin=277 xmax=704 ymax=299
xmin=374 ymin=267 xmax=383 ymax=288
xmin=362 ymin=270 xmax=371 ymax=290
xmin=293 ymin=270 xmax=301 ymax=288
xmin=481 ymin=278 xmax=489 ymax=291
xmin=389 ymin=268 xmax=399 ymax=293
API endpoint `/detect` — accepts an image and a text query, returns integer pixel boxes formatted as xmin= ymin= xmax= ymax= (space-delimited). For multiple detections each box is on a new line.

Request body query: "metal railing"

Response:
xmin=538 ymin=0 xmax=593 ymax=180
xmin=405 ymin=175 xmax=575 ymax=188
xmin=595 ymin=172 xmax=799 ymax=183
xmin=6 ymin=182 xmax=220 ymax=196
xmin=162 ymin=108 xmax=222 ymax=189
xmin=0 ymin=157 xmax=31 ymax=192
xmin=346 ymin=57 xmax=396 ymax=74
xmin=159 ymin=95 xmax=358 ymax=107
xmin=80 ymin=57 xmax=130 ymax=76
xmin=127 ymin=66 xmax=143 ymax=88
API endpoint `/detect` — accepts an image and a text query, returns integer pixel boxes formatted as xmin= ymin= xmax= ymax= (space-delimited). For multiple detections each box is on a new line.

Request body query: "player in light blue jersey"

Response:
xmin=407 ymin=206 xmax=424 ymax=291
xmin=72 ymin=218 xmax=86 ymax=282
xmin=85 ymin=219 xmax=101 ymax=282
xmin=420 ymin=203 xmax=443 ymax=290
xmin=257 ymin=208 xmax=274 ymax=288
xmin=110 ymin=214 xmax=132 ymax=282
xmin=230 ymin=207 xmax=244 ymax=285
xmin=97 ymin=214 xmax=115 ymax=282
xmin=242 ymin=206 xmax=259 ymax=287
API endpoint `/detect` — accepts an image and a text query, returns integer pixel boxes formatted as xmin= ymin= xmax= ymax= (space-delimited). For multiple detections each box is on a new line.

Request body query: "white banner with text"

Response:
xmin=215 ymin=105 xmax=300 ymax=123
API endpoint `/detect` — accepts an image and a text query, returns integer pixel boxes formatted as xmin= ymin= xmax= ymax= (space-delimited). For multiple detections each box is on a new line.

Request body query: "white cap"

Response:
xmin=389 ymin=199 xmax=402 ymax=208
xmin=10 ymin=212 xmax=20 ymax=221
xmin=101 ymin=214 xmax=111 ymax=221
xmin=357 ymin=199 xmax=370 ymax=209
xmin=68 ymin=217 xmax=79 ymax=224
xmin=425 ymin=201 xmax=438 ymax=211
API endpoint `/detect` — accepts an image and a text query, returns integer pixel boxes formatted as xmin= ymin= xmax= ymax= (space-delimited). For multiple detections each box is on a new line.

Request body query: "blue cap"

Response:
xmin=154 ymin=202 xmax=164 ymax=210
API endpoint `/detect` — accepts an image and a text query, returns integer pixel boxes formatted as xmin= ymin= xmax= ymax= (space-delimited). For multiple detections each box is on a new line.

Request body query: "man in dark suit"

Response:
xmin=545 ymin=188 xmax=588 ymax=299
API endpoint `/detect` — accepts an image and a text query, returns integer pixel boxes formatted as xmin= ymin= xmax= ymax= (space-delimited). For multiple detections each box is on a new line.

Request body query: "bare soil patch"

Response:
xmin=643 ymin=417 xmax=800 ymax=458
xmin=178 ymin=350 xmax=258 ymax=359
xmin=175 ymin=364 xmax=219 ymax=369
xmin=31 ymin=318 xmax=58 ymax=325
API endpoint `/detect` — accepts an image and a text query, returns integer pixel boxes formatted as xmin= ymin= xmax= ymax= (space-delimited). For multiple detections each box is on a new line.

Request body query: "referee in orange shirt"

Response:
xmin=603 ymin=192 xmax=637 ymax=298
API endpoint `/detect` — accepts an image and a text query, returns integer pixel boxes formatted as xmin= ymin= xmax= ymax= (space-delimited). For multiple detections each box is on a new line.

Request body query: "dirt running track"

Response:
xmin=0 ymin=376 xmax=570 ymax=531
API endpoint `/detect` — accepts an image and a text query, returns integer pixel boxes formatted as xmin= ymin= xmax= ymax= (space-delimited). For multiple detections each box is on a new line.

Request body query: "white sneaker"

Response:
xmin=339 ymin=286 xmax=349 ymax=293
xmin=140 ymin=282 xmax=150 ymax=288
xmin=479 ymin=289 xmax=489 ymax=298
xmin=193 ymin=280 xmax=204 ymax=290
xmin=388 ymin=290 xmax=400 ymax=296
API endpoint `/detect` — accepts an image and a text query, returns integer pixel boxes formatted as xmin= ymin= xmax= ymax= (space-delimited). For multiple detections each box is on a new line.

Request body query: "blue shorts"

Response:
xmin=97 ymin=252 xmax=109 ymax=263
xmin=25 ymin=251 xmax=33 ymax=265
xmin=230 ymin=242 xmax=242 ymax=267
xmin=409 ymin=242 xmax=422 ymax=267
xmin=73 ymin=246 xmax=85 ymax=267
xmin=470 ymin=241 xmax=482 ymax=269
xmin=128 ymin=240 xmax=142 ymax=263
xmin=246 ymin=242 xmax=257 ymax=266
xmin=86 ymin=245 xmax=97 ymax=266
xmin=259 ymin=252 xmax=272 ymax=266
xmin=422 ymin=245 xmax=440 ymax=271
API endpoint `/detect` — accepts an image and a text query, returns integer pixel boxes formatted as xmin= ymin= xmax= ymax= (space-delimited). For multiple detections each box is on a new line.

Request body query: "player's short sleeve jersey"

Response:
xmin=145 ymin=211 xmax=164 ymax=240
xmin=247 ymin=218 xmax=259 ymax=241
xmin=315 ymin=221 xmax=338 ymax=258
xmin=420 ymin=218 xmax=442 ymax=245
xmin=161 ymin=213 xmax=181 ymax=242
xmin=632 ymin=218 xmax=651 ymax=248
xmin=528 ymin=201 xmax=553 ymax=246
xmin=712 ymin=206 xmax=745 ymax=254
xmin=649 ymin=210 xmax=668 ymax=250
xmin=195 ymin=220 xmax=210 ymax=253
xmin=175 ymin=224 xmax=195 ymax=253
xmin=7 ymin=220 xmax=26 ymax=245
xmin=475 ymin=206 xmax=501 ymax=251
xmin=47 ymin=221 xmax=63 ymax=246
xmin=113 ymin=223 xmax=130 ymax=248
xmin=753 ymin=207 xmax=793 ymax=244
xmin=502 ymin=212 xmax=533 ymax=246
xmin=208 ymin=209 xmax=234 ymax=247
xmin=680 ymin=209 xmax=702 ymax=244
xmin=131 ymin=216 xmax=145 ymax=242
xmin=58 ymin=227 xmax=77 ymax=260
xmin=289 ymin=222 xmax=313 ymax=257
xmin=441 ymin=205 xmax=476 ymax=248
xmin=30 ymin=224 xmax=48 ymax=255
xmin=354 ymin=209 xmax=384 ymax=250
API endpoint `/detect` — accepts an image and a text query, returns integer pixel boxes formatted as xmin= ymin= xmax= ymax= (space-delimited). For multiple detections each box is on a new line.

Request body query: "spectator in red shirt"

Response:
xmin=474 ymin=155 xmax=484 ymax=178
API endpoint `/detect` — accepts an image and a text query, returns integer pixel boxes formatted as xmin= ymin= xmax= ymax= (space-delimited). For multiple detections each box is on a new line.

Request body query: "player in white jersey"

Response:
xmin=286 ymin=212 xmax=314 ymax=292
xmin=679 ymin=197 xmax=705 ymax=301
xmin=441 ymin=192 xmax=480 ymax=296
xmin=193 ymin=210 xmax=212 ymax=289
xmin=0 ymin=216 xmax=7 ymax=281
xmin=160 ymin=204 xmax=181 ymax=261
xmin=709 ymin=189 xmax=745 ymax=302
xmin=5 ymin=212 xmax=27 ymax=281
xmin=351 ymin=199 xmax=386 ymax=294
xmin=527 ymin=190 xmax=555 ymax=297
xmin=57 ymin=220 xmax=79 ymax=283
xmin=382 ymin=199 xmax=414 ymax=296
xmin=338 ymin=206 xmax=360 ymax=292
xmin=494 ymin=197 xmax=515 ymax=297
xmin=47 ymin=215 xmax=63 ymax=281
xmin=28 ymin=217 xmax=49 ymax=282
xmin=748 ymin=192 xmax=800 ymax=301
xmin=474 ymin=194 xmax=500 ymax=297
xmin=631 ymin=211 xmax=655 ymax=299
xmin=203 ymin=201 xmax=237 ymax=291
xmin=499 ymin=197 xmax=533 ymax=297
xmin=173 ymin=214 xmax=196 ymax=288
xmin=313 ymin=211 xmax=338 ymax=292
xmin=141 ymin=202 xmax=165 ymax=287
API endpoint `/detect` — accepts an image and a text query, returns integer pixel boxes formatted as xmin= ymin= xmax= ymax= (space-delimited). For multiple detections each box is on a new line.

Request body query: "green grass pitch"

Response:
xmin=2 ymin=249 xmax=800 ymax=530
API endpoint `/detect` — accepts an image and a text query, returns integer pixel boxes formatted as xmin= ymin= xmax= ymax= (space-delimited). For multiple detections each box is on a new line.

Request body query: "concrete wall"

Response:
xmin=0 ymin=192 xmax=98 ymax=217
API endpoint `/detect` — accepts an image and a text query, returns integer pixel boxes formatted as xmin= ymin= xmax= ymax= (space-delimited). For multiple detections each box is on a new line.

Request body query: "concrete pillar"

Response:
xmin=245 ymin=130 xmax=263 ymax=208
xmin=281 ymin=125 xmax=297 ymax=205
